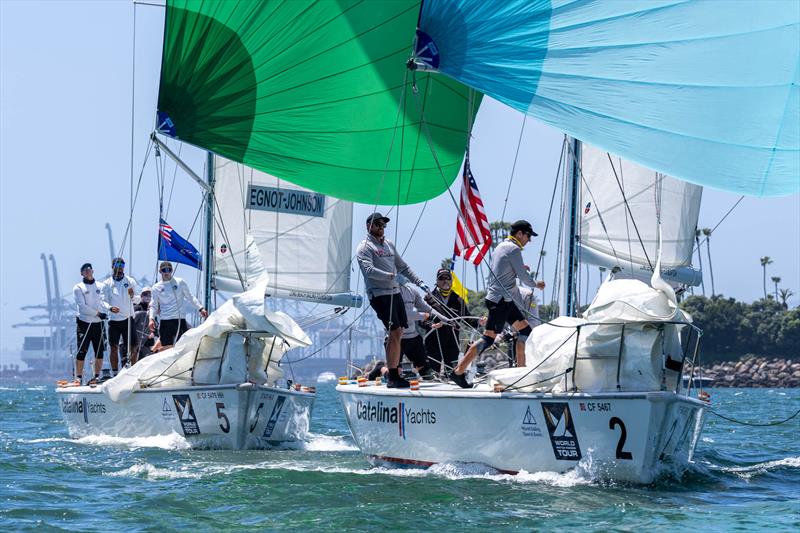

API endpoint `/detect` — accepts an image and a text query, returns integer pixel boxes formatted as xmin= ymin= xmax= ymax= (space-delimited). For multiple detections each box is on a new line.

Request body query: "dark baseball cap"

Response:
xmin=80 ymin=262 xmax=93 ymax=272
xmin=510 ymin=219 xmax=538 ymax=237
xmin=366 ymin=212 xmax=390 ymax=225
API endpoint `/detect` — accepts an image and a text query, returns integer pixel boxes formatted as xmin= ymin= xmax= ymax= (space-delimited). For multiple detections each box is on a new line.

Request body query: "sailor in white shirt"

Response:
xmin=148 ymin=261 xmax=208 ymax=347
xmin=72 ymin=262 xmax=109 ymax=384
xmin=102 ymin=257 xmax=139 ymax=372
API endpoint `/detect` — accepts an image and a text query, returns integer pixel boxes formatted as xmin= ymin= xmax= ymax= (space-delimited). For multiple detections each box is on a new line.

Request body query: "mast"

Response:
xmin=204 ymin=152 xmax=215 ymax=311
xmin=559 ymin=137 xmax=581 ymax=317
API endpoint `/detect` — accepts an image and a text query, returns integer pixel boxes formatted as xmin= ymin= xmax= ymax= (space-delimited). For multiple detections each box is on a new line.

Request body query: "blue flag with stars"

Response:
xmin=158 ymin=218 xmax=202 ymax=269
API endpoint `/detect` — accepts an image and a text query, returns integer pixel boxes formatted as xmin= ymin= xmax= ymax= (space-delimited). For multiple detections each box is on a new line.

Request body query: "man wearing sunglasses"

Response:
xmin=148 ymin=261 xmax=208 ymax=348
xmin=72 ymin=262 xmax=110 ymax=384
xmin=102 ymin=257 xmax=140 ymax=373
xmin=356 ymin=212 xmax=430 ymax=388
xmin=451 ymin=220 xmax=545 ymax=388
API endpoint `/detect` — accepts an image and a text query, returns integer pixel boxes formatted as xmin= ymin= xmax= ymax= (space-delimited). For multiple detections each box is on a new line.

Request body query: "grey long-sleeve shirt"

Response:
xmin=485 ymin=238 xmax=537 ymax=304
xmin=399 ymin=283 xmax=433 ymax=339
xmin=356 ymin=234 xmax=423 ymax=298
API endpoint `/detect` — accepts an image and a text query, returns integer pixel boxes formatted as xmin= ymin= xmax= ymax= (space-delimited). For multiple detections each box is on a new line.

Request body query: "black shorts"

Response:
xmin=76 ymin=319 xmax=105 ymax=361
xmin=485 ymin=298 xmax=525 ymax=333
xmin=159 ymin=318 xmax=190 ymax=345
xmin=108 ymin=318 xmax=135 ymax=346
xmin=401 ymin=335 xmax=428 ymax=368
xmin=369 ymin=293 xmax=408 ymax=331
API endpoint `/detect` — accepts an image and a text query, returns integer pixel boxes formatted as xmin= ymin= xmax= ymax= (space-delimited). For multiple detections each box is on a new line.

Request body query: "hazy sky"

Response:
xmin=1 ymin=1 xmax=798 ymax=361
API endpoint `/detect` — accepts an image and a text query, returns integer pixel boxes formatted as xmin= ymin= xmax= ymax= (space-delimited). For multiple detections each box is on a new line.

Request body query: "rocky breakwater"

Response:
xmin=700 ymin=356 xmax=800 ymax=388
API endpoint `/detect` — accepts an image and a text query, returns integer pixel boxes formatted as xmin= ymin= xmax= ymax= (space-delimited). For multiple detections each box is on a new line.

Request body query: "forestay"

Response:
xmin=578 ymin=143 xmax=703 ymax=286
xmin=419 ymin=0 xmax=800 ymax=197
xmin=213 ymin=156 xmax=359 ymax=307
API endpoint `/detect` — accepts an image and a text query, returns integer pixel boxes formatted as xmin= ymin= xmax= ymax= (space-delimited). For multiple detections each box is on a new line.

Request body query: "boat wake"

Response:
xmin=22 ymin=432 xmax=190 ymax=450
xmin=711 ymin=456 xmax=800 ymax=478
xmin=300 ymin=433 xmax=358 ymax=452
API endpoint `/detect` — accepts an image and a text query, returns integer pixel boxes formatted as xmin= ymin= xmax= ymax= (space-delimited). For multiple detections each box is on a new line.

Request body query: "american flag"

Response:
xmin=453 ymin=162 xmax=492 ymax=265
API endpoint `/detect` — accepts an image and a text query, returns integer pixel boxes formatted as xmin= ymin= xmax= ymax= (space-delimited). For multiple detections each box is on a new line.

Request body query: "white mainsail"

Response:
xmin=578 ymin=143 xmax=703 ymax=286
xmin=212 ymin=156 xmax=360 ymax=306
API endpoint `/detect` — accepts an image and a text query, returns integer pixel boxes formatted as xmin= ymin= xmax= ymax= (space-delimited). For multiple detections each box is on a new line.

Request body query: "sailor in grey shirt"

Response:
xmin=356 ymin=212 xmax=429 ymax=388
xmin=452 ymin=220 xmax=545 ymax=388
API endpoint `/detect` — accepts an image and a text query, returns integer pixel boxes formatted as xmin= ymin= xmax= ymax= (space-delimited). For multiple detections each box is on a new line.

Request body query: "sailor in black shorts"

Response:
xmin=356 ymin=212 xmax=429 ymax=388
xmin=72 ymin=263 xmax=110 ymax=384
xmin=452 ymin=220 xmax=546 ymax=388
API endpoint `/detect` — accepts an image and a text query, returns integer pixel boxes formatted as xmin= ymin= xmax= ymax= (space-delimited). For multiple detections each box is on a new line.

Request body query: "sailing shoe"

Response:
xmin=387 ymin=375 xmax=411 ymax=389
xmin=419 ymin=367 xmax=438 ymax=382
xmin=450 ymin=371 xmax=472 ymax=389
xmin=367 ymin=362 xmax=385 ymax=381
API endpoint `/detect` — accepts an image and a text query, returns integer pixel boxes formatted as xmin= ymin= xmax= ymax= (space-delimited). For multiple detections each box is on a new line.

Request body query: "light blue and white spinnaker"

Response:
xmin=419 ymin=0 xmax=800 ymax=197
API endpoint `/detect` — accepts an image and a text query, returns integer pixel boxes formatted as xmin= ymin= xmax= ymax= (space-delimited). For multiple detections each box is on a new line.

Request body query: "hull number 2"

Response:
xmin=609 ymin=417 xmax=633 ymax=460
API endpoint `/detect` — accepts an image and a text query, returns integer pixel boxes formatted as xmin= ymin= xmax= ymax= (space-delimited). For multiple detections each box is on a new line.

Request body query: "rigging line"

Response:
xmin=708 ymin=407 xmax=800 ymax=427
xmin=282 ymin=305 xmax=372 ymax=364
xmin=499 ymin=113 xmax=528 ymax=223
xmin=605 ymin=152 xmax=653 ymax=271
xmin=118 ymin=139 xmax=154 ymax=255
xmin=534 ymin=136 xmax=567 ymax=278
xmin=498 ymin=328 xmax=578 ymax=391
xmin=164 ymin=141 xmax=183 ymax=217
xmin=212 ymin=194 xmax=247 ymax=291
xmin=576 ymin=154 xmax=622 ymax=265
xmin=127 ymin=0 xmax=137 ymax=300
xmin=551 ymin=153 xmax=568 ymax=309
xmin=692 ymin=195 xmax=745 ymax=253
xmin=620 ymin=157 xmax=634 ymax=275
xmin=401 ymin=201 xmax=428 ymax=255
xmin=412 ymin=85 xmax=549 ymax=327
xmin=280 ymin=70 xmax=409 ymax=324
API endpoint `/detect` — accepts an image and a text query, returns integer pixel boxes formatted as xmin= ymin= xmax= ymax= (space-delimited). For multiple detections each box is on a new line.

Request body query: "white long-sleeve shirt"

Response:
xmin=102 ymin=275 xmax=139 ymax=320
xmin=73 ymin=280 xmax=109 ymax=323
xmin=148 ymin=277 xmax=203 ymax=321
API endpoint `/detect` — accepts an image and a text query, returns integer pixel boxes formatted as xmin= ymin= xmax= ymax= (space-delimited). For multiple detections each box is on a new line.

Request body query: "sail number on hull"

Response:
xmin=609 ymin=417 xmax=633 ymax=460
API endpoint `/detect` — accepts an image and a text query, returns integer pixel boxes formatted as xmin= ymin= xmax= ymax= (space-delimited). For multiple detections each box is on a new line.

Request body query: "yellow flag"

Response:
xmin=450 ymin=270 xmax=469 ymax=303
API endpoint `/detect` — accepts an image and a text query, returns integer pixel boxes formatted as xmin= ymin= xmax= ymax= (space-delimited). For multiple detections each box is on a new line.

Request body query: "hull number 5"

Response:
xmin=216 ymin=402 xmax=230 ymax=434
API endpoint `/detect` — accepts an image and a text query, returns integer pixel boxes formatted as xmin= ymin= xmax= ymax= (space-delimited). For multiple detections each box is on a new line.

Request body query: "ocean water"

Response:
xmin=1 ymin=384 xmax=798 ymax=531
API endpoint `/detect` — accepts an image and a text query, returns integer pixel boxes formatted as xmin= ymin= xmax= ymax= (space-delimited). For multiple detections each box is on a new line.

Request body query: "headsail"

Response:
xmin=419 ymin=0 xmax=800 ymax=197
xmin=213 ymin=156 xmax=360 ymax=307
xmin=157 ymin=0 xmax=479 ymax=205
xmin=578 ymin=143 xmax=703 ymax=286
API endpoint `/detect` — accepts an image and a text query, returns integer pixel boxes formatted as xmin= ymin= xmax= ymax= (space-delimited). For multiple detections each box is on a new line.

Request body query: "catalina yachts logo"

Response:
xmin=355 ymin=400 xmax=436 ymax=440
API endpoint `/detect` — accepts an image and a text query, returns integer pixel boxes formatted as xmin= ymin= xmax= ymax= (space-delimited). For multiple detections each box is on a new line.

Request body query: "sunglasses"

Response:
xmin=160 ymin=267 xmax=173 ymax=273
xmin=437 ymin=276 xmax=452 ymax=281
xmin=112 ymin=262 xmax=125 ymax=268
xmin=370 ymin=221 xmax=386 ymax=228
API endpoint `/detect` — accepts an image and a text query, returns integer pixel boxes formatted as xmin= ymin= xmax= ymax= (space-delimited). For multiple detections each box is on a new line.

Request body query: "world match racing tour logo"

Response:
xmin=355 ymin=400 xmax=436 ymax=439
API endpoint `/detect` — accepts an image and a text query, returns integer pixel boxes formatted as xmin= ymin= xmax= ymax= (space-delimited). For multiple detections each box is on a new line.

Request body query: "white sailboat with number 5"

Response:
xmin=57 ymin=283 xmax=316 ymax=449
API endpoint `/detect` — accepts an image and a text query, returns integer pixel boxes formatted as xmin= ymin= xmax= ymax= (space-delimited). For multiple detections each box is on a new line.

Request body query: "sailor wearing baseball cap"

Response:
xmin=102 ymin=257 xmax=140 ymax=373
xmin=72 ymin=262 xmax=110 ymax=385
xmin=356 ymin=212 xmax=430 ymax=388
xmin=451 ymin=219 xmax=545 ymax=388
